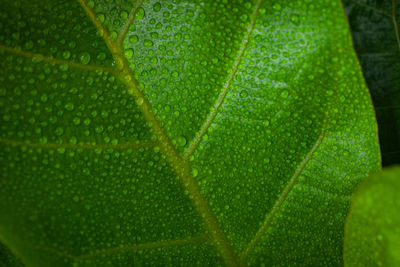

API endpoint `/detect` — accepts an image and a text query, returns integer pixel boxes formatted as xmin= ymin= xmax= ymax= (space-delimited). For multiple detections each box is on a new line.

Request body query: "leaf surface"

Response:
xmin=344 ymin=166 xmax=400 ymax=266
xmin=343 ymin=0 xmax=400 ymax=165
xmin=0 ymin=0 xmax=380 ymax=266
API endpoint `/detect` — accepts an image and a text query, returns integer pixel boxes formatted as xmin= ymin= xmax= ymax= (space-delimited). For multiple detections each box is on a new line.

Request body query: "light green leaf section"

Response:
xmin=0 ymin=0 xmax=380 ymax=266
xmin=344 ymin=166 xmax=400 ymax=267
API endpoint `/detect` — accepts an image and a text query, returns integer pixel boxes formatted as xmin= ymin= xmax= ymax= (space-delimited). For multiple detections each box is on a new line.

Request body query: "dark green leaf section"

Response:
xmin=0 ymin=0 xmax=114 ymax=67
xmin=0 ymin=55 xmax=152 ymax=144
xmin=0 ymin=0 xmax=380 ymax=266
xmin=343 ymin=0 xmax=400 ymax=166
xmin=344 ymin=166 xmax=400 ymax=266
xmin=0 ymin=242 xmax=24 ymax=267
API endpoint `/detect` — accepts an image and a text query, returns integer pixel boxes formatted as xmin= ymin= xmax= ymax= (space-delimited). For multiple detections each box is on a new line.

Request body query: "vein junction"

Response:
xmin=184 ymin=0 xmax=263 ymax=159
xmin=77 ymin=0 xmax=241 ymax=265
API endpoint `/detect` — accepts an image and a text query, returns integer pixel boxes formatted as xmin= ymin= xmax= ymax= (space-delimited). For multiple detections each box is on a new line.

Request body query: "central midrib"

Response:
xmin=77 ymin=0 xmax=241 ymax=266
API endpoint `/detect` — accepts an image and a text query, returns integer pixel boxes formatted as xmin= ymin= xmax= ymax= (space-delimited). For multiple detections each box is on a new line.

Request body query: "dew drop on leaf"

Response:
xmin=273 ymin=3 xmax=282 ymax=11
xmin=153 ymin=3 xmax=161 ymax=12
xmin=79 ymin=52 xmax=91 ymax=65
xmin=97 ymin=52 xmax=106 ymax=61
xmin=177 ymin=136 xmax=187 ymax=147
xmin=136 ymin=97 xmax=144 ymax=105
xmin=129 ymin=35 xmax=139 ymax=44
xmin=64 ymin=103 xmax=74 ymax=111
xmin=280 ymin=90 xmax=289 ymax=98
xmin=240 ymin=90 xmax=248 ymax=98
xmin=121 ymin=10 xmax=128 ymax=20
xmin=62 ymin=51 xmax=71 ymax=59
xmin=144 ymin=40 xmax=153 ymax=47
xmin=136 ymin=8 xmax=145 ymax=20
xmin=290 ymin=14 xmax=300 ymax=25
xmin=55 ymin=127 xmax=64 ymax=136
xmin=25 ymin=40 xmax=34 ymax=49
xmin=124 ymin=49 xmax=134 ymax=58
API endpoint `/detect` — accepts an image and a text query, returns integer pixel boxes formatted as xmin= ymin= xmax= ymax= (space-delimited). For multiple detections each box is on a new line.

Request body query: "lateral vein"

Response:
xmin=76 ymin=234 xmax=209 ymax=259
xmin=116 ymin=0 xmax=146 ymax=45
xmin=239 ymin=91 xmax=337 ymax=262
xmin=184 ymin=0 xmax=263 ymax=158
xmin=0 ymin=44 xmax=115 ymax=73
xmin=0 ymin=138 xmax=158 ymax=150
xmin=392 ymin=0 xmax=400 ymax=52
xmin=77 ymin=1 xmax=241 ymax=265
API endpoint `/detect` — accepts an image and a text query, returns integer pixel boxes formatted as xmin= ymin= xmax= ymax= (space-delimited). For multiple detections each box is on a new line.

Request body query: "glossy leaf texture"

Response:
xmin=0 ymin=0 xmax=380 ymax=266
xmin=344 ymin=166 xmax=400 ymax=266
xmin=343 ymin=0 xmax=400 ymax=166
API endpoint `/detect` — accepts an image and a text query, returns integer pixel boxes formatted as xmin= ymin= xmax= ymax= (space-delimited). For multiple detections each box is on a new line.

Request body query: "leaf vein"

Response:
xmin=0 ymin=138 xmax=158 ymax=150
xmin=392 ymin=0 xmax=400 ymax=52
xmin=239 ymin=91 xmax=337 ymax=262
xmin=76 ymin=234 xmax=209 ymax=260
xmin=77 ymin=1 xmax=240 ymax=265
xmin=184 ymin=0 xmax=263 ymax=158
xmin=116 ymin=0 xmax=146 ymax=45
xmin=0 ymin=44 xmax=115 ymax=73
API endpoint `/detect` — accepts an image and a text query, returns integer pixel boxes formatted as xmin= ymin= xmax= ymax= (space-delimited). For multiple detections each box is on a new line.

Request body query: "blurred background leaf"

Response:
xmin=343 ymin=0 xmax=400 ymax=166
xmin=344 ymin=166 xmax=400 ymax=266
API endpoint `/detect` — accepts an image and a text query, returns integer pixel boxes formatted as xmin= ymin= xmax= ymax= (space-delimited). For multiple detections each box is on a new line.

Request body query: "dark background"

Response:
xmin=343 ymin=0 xmax=400 ymax=166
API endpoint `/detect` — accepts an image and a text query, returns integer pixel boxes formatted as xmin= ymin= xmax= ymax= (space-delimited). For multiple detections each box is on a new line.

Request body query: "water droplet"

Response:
xmin=55 ymin=127 xmax=64 ymax=136
xmin=95 ymin=126 xmax=104 ymax=133
xmin=111 ymin=139 xmax=118 ymax=145
xmin=177 ymin=136 xmax=187 ymax=146
xmin=69 ymin=136 xmax=77 ymax=144
xmin=25 ymin=41 xmax=34 ymax=49
xmin=60 ymin=64 xmax=69 ymax=71
xmin=124 ymin=48 xmax=134 ymax=58
xmin=240 ymin=90 xmax=248 ymax=98
xmin=129 ymin=35 xmax=139 ymax=44
xmin=144 ymin=40 xmax=153 ymax=47
xmin=272 ymin=3 xmax=281 ymax=11
xmin=62 ymin=51 xmax=71 ymax=59
xmin=121 ymin=10 xmax=128 ymax=20
xmin=136 ymin=97 xmax=144 ymax=105
xmin=280 ymin=90 xmax=289 ymax=98
xmin=97 ymin=52 xmax=106 ymax=61
xmin=73 ymin=117 xmax=81 ymax=125
xmin=64 ymin=102 xmax=74 ymax=111
xmin=290 ymin=14 xmax=300 ymax=25
xmin=136 ymin=8 xmax=145 ymax=20
xmin=79 ymin=52 xmax=91 ymax=65
xmin=153 ymin=3 xmax=161 ymax=12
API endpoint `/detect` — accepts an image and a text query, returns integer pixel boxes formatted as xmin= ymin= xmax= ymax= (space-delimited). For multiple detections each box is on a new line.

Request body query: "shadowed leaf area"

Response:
xmin=343 ymin=0 xmax=400 ymax=166
xmin=0 ymin=0 xmax=380 ymax=266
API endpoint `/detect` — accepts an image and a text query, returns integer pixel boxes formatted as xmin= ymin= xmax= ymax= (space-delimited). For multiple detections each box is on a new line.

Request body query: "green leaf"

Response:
xmin=0 ymin=242 xmax=24 ymax=267
xmin=0 ymin=0 xmax=380 ymax=266
xmin=344 ymin=166 xmax=400 ymax=266
xmin=343 ymin=0 xmax=400 ymax=166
